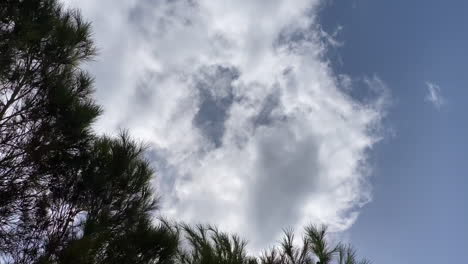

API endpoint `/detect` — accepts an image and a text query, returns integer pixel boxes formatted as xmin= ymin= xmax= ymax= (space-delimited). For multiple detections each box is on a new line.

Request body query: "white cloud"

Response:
xmin=425 ymin=81 xmax=445 ymax=109
xmin=63 ymin=0 xmax=388 ymax=252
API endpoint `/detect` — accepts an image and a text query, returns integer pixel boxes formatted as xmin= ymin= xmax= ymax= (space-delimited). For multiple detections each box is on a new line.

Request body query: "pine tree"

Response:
xmin=0 ymin=1 xmax=177 ymax=263
xmin=174 ymin=224 xmax=369 ymax=264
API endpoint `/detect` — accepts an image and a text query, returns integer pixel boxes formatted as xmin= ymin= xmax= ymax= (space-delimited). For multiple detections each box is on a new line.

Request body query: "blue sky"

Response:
xmin=64 ymin=0 xmax=467 ymax=261
xmin=319 ymin=1 xmax=468 ymax=263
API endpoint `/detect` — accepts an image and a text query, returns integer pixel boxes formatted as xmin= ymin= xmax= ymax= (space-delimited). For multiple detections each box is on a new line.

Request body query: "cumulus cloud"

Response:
xmin=425 ymin=81 xmax=445 ymax=109
xmin=63 ymin=0 xmax=388 ymax=251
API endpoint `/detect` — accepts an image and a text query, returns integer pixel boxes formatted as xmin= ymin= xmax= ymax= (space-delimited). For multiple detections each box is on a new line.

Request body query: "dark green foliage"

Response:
xmin=176 ymin=224 xmax=369 ymax=264
xmin=273 ymin=229 xmax=313 ymax=264
xmin=53 ymin=135 xmax=179 ymax=264
xmin=336 ymin=244 xmax=370 ymax=264
xmin=1 ymin=0 xmax=100 ymax=262
xmin=0 ymin=1 xmax=177 ymax=263
xmin=305 ymin=225 xmax=337 ymax=264
xmin=176 ymin=224 xmax=257 ymax=264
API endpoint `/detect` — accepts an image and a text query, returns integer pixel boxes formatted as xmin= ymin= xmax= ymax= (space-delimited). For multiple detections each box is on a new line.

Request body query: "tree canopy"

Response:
xmin=0 ymin=0 xmax=177 ymax=262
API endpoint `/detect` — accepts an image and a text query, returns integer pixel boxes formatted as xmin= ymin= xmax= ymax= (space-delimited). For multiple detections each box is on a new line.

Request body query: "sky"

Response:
xmin=62 ymin=0 xmax=467 ymax=262
xmin=318 ymin=1 xmax=468 ymax=263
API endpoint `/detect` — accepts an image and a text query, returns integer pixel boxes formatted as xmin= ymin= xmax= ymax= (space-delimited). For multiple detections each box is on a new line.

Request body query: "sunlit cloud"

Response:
xmin=63 ymin=0 xmax=388 ymax=251
xmin=425 ymin=81 xmax=445 ymax=109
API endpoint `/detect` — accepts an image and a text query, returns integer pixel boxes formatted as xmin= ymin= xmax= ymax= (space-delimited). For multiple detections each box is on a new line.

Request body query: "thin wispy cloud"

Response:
xmin=63 ymin=0 xmax=388 ymax=252
xmin=425 ymin=81 xmax=445 ymax=109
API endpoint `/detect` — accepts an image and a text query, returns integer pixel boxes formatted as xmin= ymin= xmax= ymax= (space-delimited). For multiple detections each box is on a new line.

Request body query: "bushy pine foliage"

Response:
xmin=0 ymin=1 xmax=177 ymax=263
xmin=173 ymin=224 xmax=369 ymax=264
